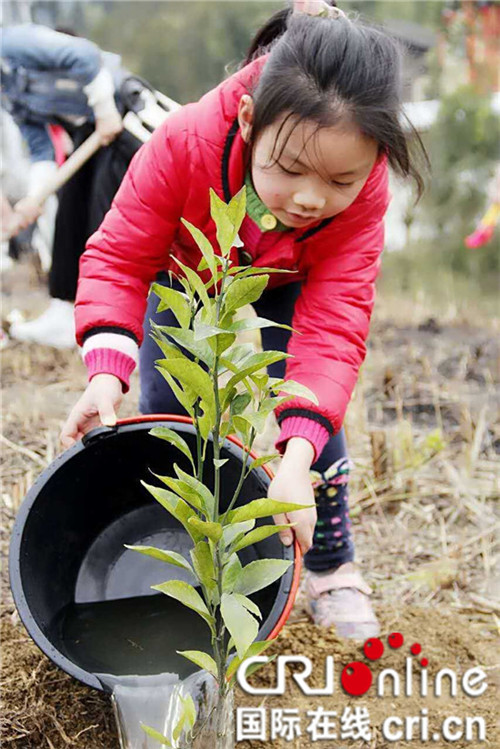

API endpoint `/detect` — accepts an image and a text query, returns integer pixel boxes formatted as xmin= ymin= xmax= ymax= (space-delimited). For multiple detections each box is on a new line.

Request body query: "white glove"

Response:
xmin=84 ymin=68 xmax=123 ymax=146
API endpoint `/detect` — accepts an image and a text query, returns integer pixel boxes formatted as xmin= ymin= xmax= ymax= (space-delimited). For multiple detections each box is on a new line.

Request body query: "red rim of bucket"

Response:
xmin=117 ymin=414 xmax=302 ymax=640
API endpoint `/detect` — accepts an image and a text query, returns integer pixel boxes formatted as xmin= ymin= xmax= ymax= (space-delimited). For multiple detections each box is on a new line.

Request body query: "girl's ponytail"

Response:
xmin=243 ymin=1 xmax=340 ymax=66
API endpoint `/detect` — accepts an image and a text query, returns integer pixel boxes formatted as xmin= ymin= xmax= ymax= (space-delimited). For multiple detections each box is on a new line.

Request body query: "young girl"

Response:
xmin=61 ymin=2 xmax=425 ymax=639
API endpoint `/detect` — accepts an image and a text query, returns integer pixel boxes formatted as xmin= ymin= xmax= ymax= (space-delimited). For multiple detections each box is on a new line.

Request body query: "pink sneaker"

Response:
xmin=304 ymin=562 xmax=380 ymax=640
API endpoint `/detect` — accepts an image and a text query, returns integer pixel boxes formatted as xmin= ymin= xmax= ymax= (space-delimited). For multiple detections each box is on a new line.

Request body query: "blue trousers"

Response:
xmin=139 ymin=274 xmax=354 ymax=572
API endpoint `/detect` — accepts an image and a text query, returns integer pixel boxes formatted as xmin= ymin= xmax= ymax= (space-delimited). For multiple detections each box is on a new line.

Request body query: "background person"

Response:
xmin=1 ymin=23 xmax=141 ymax=348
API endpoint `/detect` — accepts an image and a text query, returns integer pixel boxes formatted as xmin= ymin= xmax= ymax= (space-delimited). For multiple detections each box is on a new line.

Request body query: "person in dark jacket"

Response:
xmin=1 ymin=23 xmax=142 ymax=347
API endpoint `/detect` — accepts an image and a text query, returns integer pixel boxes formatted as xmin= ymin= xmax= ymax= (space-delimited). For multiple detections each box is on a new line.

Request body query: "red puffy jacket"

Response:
xmin=76 ymin=54 xmax=390 ymax=457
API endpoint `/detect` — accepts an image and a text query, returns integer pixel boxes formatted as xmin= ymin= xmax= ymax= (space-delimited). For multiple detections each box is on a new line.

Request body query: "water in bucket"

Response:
xmin=48 ymin=522 xmax=231 ymax=747
xmin=10 ymin=422 xmax=292 ymax=749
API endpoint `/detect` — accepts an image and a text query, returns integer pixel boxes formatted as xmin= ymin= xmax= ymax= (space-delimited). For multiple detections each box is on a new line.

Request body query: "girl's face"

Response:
xmin=238 ymin=96 xmax=379 ymax=228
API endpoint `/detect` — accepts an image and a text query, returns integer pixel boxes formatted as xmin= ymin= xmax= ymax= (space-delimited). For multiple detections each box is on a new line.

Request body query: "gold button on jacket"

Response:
xmin=261 ymin=213 xmax=277 ymax=230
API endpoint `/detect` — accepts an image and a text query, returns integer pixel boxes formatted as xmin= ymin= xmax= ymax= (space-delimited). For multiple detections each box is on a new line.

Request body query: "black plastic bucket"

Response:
xmin=9 ymin=416 xmax=301 ymax=691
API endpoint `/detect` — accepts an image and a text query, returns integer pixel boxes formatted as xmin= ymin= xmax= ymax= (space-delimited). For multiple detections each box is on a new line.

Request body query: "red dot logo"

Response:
xmin=388 ymin=632 xmax=404 ymax=649
xmin=421 ymin=658 xmax=429 ymax=667
xmin=363 ymin=637 xmax=384 ymax=660
xmin=411 ymin=643 xmax=422 ymax=656
xmin=341 ymin=662 xmax=373 ymax=696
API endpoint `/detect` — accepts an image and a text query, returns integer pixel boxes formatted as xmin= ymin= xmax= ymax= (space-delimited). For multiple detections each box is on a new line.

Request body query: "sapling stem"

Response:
xmin=135 ymin=188 xmax=319 ymax=748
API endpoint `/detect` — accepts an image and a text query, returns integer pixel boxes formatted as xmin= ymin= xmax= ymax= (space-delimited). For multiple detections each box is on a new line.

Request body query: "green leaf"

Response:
xmin=230 ymin=524 xmax=295 ymax=554
xmin=124 ymin=545 xmax=194 ymax=575
xmin=142 ymin=481 xmax=204 ymax=542
xmin=188 ymin=516 xmax=223 ymax=542
xmin=193 ymin=321 xmax=226 ymax=341
xmin=220 ymin=420 xmax=232 ymax=440
xmin=221 ymin=351 xmax=291 ymax=402
xmin=155 ymin=358 xmax=199 ymax=406
xmin=225 ymin=639 xmax=274 ymax=680
xmin=232 ymin=415 xmax=251 ymax=441
xmin=179 ymin=693 xmax=197 ymax=730
xmin=234 ymin=593 xmax=262 ymax=620
xmin=158 ymin=359 xmax=215 ymax=425
xmin=225 ymin=498 xmax=315 ymax=525
xmin=181 ymin=218 xmax=217 ymax=278
xmin=197 ymin=254 xmax=224 ymax=273
xmin=150 ymin=330 xmax=186 ymax=361
xmin=141 ymin=724 xmax=172 ymax=746
xmin=154 ymin=363 xmax=196 ymax=416
xmin=227 ymin=266 xmax=297 ymax=278
xmin=235 ymin=411 xmax=269 ymax=434
xmin=176 ymin=650 xmax=218 ymax=679
xmin=222 ymin=519 xmax=255 ymax=548
xmin=258 ymin=396 xmax=285 ymax=417
xmin=222 ymin=553 xmax=243 ymax=593
xmin=210 ymin=188 xmax=237 ymax=256
xmin=150 ymin=283 xmax=191 ymax=328
xmin=221 ymin=593 xmax=259 ymax=659
xmin=152 ymin=580 xmax=214 ymax=631
xmin=171 ymin=256 xmax=211 ymax=308
xmin=153 ymin=474 xmax=206 ymax=514
xmin=173 ymin=465 xmax=215 ymax=516
xmin=173 ymin=696 xmax=194 ymax=744
xmin=226 ymin=316 xmax=294 ymax=334
xmin=250 ymin=373 xmax=269 ymax=390
xmin=153 ymin=325 xmax=214 ymax=368
xmin=223 ymin=275 xmax=269 ymax=315
xmin=217 ymin=343 xmax=255 ymax=375
xmin=271 ymin=380 xmax=319 ymax=405
xmin=149 ymin=427 xmax=195 ymax=470
xmin=190 ymin=540 xmax=216 ymax=589
xmin=230 ymin=392 xmax=252 ymax=417
xmin=227 ymin=185 xmax=247 ymax=233
xmin=232 ymin=653 xmax=278 ymax=684
xmin=213 ymin=458 xmax=229 ymax=469
xmin=248 ymin=454 xmax=278 ymax=471
xmin=234 ymin=559 xmax=292 ymax=596
xmin=197 ymin=406 xmax=212 ymax=441
xmin=209 ymin=332 xmax=236 ymax=356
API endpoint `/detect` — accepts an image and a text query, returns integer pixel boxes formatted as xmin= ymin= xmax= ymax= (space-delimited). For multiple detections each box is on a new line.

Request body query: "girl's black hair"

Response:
xmin=242 ymin=3 xmax=428 ymax=198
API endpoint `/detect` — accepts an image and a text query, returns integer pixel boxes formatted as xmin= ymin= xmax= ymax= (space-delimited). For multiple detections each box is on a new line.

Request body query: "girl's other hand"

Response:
xmin=269 ymin=437 xmax=317 ymax=556
xmin=60 ymin=373 xmax=123 ymax=450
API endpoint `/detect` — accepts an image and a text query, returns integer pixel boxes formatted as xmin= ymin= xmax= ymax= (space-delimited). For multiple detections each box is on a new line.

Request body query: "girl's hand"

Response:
xmin=60 ymin=374 xmax=123 ymax=449
xmin=269 ymin=437 xmax=317 ymax=556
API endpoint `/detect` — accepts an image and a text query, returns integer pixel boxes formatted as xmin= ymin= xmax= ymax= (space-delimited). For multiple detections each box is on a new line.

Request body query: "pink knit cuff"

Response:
xmin=275 ymin=416 xmax=331 ymax=463
xmin=84 ymin=348 xmax=136 ymax=393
